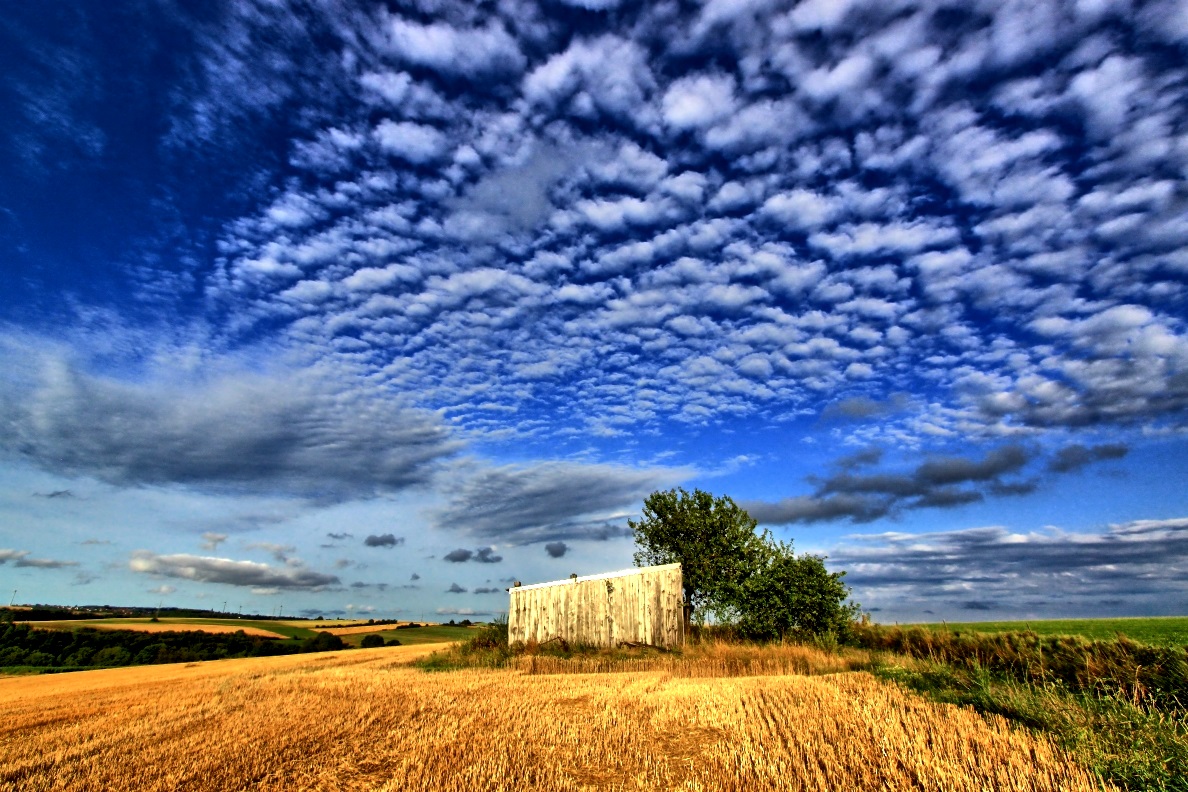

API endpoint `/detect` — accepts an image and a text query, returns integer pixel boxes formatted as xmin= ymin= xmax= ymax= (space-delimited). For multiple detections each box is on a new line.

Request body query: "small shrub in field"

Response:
xmin=360 ymin=634 xmax=385 ymax=649
xmin=464 ymin=618 xmax=509 ymax=652
xmin=301 ymin=631 xmax=345 ymax=652
xmin=416 ymin=617 xmax=509 ymax=671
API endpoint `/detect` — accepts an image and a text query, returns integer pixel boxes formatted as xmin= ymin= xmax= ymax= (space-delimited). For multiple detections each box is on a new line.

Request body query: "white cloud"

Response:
xmin=200 ymin=532 xmax=228 ymax=551
xmin=800 ymin=54 xmax=875 ymax=101
xmin=131 ymin=552 xmax=340 ymax=590
xmin=556 ymin=0 xmax=624 ymax=7
xmin=703 ymin=99 xmax=807 ymax=153
xmin=523 ymin=36 xmax=656 ymax=126
xmin=1137 ymin=0 xmax=1188 ymax=43
xmin=0 ymin=549 xmax=79 ymax=569
xmin=787 ymin=0 xmax=862 ymax=31
xmin=709 ymin=180 xmax=765 ymax=212
xmin=810 ymin=221 xmax=959 ymax=257
xmin=662 ymin=73 xmax=737 ymax=130
xmin=373 ymin=120 xmax=449 ymax=164
xmin=1070 ymin=55 xmax=1145 ymax=138
xmin=761 ymin=189 xmax=840 ymax=230
xmin=381 ymin=16 xmax=525 ymax=78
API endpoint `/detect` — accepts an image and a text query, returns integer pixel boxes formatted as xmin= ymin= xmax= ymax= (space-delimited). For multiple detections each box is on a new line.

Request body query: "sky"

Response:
xmin=2 ymin=0 xmax=1188 ymax=624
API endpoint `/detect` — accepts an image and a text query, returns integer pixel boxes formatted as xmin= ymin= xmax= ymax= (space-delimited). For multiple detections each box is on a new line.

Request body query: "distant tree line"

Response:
xmin=0 ymin=621 xmax=350 ymax=670
xmin=1 ymin=606 xmax=300 ymax=622
xmin=338 ymin=617 xmax=405 ymax=627
xmin=1 ymin=607 xmax=100 ymax=622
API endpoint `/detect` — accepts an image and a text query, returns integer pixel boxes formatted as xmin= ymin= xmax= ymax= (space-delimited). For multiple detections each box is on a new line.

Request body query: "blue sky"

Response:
xmin=3 ymin=0 xmax=1188 ymax=622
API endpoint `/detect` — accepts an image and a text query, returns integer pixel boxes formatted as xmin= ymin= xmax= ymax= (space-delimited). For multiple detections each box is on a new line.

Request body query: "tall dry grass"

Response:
xmin=0 ymin=644 xmax=1106 ymax=791
xmin=853 ymin=623 xmax=1188 ymax=711
xmin=504 ymin=638 xmax=879 ymax=677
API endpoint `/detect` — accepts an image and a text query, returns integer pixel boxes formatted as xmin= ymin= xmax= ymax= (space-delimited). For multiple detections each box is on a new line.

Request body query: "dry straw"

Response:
xmin=0 ymin=644 xmax=1107 ymax=791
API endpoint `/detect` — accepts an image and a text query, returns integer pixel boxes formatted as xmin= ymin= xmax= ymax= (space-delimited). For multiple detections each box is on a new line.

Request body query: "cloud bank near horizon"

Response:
xmin=833 ymin=517 xmax=1188 ymax=618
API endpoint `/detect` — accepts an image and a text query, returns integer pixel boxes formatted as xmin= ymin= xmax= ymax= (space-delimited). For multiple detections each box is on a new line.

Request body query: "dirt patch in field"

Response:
xmin=25 ymin=621 xmax=286 ymax=638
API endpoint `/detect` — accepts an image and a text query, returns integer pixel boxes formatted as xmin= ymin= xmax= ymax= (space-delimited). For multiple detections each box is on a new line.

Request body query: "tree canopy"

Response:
xmin=631 ymin=487 xmax=857 ymax=638
xmin=629 ymin=487 xmax=769 ymax=618
xmin=735 ymin=541 xmax=859 ymax=640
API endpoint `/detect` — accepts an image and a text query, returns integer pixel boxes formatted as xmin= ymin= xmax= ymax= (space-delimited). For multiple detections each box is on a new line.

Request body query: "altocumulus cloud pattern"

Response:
xmin=1 ymin=0 xmax=1187 ymax=621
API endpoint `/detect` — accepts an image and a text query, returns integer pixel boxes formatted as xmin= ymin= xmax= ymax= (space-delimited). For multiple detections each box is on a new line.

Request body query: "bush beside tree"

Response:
xmin=736 ymin=541 xmax=859 ymax=641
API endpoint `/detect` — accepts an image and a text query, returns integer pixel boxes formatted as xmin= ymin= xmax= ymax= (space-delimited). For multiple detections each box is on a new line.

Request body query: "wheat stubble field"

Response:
xmin=0 ymin=644 xmax=1105 ymax=792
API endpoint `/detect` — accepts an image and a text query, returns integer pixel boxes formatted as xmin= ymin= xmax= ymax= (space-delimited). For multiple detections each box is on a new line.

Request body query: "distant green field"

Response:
xmin=910 ymin=617 xmax=1188 ymax=647
xmin=339 ymin=625 xmax=474 ymax=648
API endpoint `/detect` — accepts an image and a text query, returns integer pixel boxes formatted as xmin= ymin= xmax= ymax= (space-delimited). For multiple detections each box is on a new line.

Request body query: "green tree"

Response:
xmin=24 ymin=650 xmax=55 ymax=667
xmin=360 ymin=634 xmax=385 ymax=648
xmin=632 ymin=488 xmax=859 ymax=639
xmin=630 ymin=487 xmax=770 ymax=620
xmin=133 ymin=643 xmax=167 ymax=665
xmin=93 ymin=646 xmax=132 ymax=666
xmin=735 ymin=542 xmax=859 ymax=641
xmin=0 ymin=646 xmax=29 ymax=665
xmin=301 ymin=631 xmax=345 ymax=652
xmin=65 ymin=646 xmax=96 ymax=667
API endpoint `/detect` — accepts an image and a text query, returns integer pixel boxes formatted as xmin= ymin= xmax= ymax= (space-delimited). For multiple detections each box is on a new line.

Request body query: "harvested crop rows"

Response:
xmin=1 ymin=646 xmax=1105 ymax=791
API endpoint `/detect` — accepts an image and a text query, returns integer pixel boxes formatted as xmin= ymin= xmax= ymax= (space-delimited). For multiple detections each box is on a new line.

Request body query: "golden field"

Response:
xmin=0 ymin=644 xmax=1108 ymax=791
